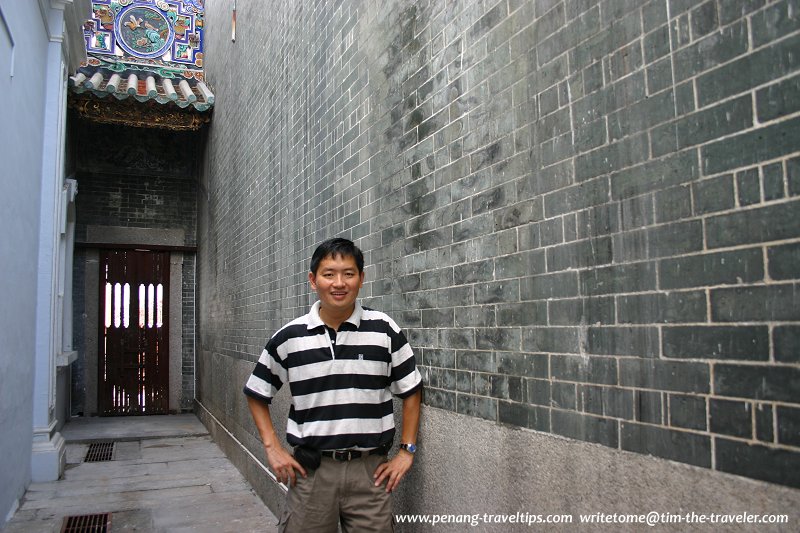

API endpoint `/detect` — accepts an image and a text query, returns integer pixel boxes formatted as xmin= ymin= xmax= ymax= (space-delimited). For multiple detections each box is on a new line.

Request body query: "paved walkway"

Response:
xmin=5 ymin=414 xmax=279 ymax=533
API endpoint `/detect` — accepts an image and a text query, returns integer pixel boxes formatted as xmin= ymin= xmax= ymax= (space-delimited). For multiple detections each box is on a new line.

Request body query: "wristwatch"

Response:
xmin=400 ymin=443 xmax=417 ymax=454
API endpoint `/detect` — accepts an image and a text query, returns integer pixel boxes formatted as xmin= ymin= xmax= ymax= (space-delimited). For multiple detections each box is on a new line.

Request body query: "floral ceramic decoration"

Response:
xmin=84 ymin=1 xmax=205 ymax=77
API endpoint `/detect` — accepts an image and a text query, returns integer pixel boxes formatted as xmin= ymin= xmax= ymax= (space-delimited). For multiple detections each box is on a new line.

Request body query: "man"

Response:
xmin=244 ymin=238 xmax=423 ymax=533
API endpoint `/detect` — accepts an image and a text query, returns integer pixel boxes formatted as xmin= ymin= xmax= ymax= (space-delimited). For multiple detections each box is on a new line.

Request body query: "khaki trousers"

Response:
xmin=278 ymin=453 xmax=393 ymax=533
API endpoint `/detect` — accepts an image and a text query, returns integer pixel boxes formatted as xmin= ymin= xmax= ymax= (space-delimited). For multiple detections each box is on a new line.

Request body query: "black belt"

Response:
xmin=321 ymin=444 xmax=390 ymax=462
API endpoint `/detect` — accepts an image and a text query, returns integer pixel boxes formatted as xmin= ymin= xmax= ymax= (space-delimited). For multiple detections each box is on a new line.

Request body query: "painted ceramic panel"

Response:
xmin=84 ymin=0 xmax=205 ymax=76
xmin=116 ymin=5 xmax=174 ymax=59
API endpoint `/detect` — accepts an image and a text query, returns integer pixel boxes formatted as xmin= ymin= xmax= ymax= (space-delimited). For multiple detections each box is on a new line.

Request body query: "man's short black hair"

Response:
xmin=310 ymin=238 xmax=364 ymax=274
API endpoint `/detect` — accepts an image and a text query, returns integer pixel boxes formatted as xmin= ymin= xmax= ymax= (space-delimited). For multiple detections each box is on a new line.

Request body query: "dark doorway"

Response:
xmin=98 ymin=250 xmax=170 ymax=415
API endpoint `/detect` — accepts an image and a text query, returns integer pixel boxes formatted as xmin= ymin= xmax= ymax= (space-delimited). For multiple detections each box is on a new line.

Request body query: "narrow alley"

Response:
xmin=4 ymin=415 xmax=278 ymax=533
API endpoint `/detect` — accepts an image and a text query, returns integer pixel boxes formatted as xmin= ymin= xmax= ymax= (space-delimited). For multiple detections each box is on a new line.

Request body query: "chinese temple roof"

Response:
xmin=69 ymin=0 xmax=213 ymax=130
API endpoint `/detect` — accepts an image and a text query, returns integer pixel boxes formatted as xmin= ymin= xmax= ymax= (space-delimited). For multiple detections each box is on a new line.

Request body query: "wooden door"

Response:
xmin=99 ymin=250 xmax=169 ymax=415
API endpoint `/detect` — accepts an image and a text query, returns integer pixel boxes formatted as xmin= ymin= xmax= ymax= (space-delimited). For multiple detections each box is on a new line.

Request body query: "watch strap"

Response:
xmin=400 ymin=443 xmax=417 ymax=454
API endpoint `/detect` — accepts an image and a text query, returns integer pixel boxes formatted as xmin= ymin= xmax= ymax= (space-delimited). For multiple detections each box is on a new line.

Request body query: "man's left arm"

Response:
xmin=373 ymin=388 xmax=422 ymax=493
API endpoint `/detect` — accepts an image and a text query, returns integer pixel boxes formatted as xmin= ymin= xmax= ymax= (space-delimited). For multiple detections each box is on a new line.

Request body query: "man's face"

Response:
xmin=308 ymin=254 xmax=364 ymax=315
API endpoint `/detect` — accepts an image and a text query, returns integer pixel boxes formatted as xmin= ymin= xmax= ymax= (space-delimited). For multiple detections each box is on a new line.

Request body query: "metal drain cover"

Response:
xmin=61 ymin=513 xmax=111 ymax=532
xmin=84 ymin=442 xmax=115 ymax=462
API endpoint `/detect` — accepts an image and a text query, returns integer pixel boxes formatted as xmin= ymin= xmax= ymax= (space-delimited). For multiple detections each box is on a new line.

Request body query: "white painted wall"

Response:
xmin=0 ymin=0 xmax=50 ymax=522
xmin=0 ymin=0 xmax=88 ymax=524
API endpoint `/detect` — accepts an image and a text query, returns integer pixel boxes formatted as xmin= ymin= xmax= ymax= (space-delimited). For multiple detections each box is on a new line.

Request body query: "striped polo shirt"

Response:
xmin=244 ymin=301 xmax=422 ymax=451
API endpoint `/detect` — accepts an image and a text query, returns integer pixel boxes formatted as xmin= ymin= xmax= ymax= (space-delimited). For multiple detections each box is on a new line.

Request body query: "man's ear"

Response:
xmin=308 ymin=271 xmax=317 ymax=290
xmin=359 ymin=271 xmax=365 ymax=287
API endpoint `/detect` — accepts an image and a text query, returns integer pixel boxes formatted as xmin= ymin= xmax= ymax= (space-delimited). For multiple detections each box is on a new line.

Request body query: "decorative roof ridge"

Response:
xmin=83 ymin=52 xmax=205 ymax=80
xmin=70 ymin=64 xmax=214 ymax=112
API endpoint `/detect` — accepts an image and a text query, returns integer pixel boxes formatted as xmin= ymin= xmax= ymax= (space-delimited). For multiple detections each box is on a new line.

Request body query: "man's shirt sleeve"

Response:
xmin=388 ymin=326 xmax=423 ymax=398
xmin=243 ymin=339 xmax=287 ymax=403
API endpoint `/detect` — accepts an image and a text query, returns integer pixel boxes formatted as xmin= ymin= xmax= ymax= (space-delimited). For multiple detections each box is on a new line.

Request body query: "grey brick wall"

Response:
xmin=182 ymin=255 xmax=196 ymax=411
xmin=74 ymin=171 xmax=198 ymax=245
xmin=73 ymin=123 xmax=199 ymax=246
xmin=71 ymin=248 xmax=87 ymax=415
xmin=199 ymin=0 xmax=800 ymax=489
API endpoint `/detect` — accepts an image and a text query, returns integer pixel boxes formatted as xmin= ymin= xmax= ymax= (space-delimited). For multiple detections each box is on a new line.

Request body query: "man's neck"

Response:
xmin=318 ymin=304 xmax=355 ymax=331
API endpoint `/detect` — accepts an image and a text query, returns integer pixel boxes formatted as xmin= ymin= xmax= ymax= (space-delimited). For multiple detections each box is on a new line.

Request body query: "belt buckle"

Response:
xmin=333 ymin=450 xmax=351 ymax=461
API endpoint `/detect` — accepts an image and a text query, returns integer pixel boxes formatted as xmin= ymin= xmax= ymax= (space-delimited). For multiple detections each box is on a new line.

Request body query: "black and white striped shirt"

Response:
xmin=244 ymin=301 xmax=423 ymax=450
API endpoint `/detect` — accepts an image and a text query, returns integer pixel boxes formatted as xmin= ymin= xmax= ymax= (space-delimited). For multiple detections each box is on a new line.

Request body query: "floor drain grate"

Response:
xmin=61 ymin=513 xmax=111 ymax=532
xmin=84 ymin=442 xmax=115 ymax=462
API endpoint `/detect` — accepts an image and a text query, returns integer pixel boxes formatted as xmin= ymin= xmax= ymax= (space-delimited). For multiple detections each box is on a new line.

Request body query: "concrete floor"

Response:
xmin=4 ymin=414 xmax=279 ymax=532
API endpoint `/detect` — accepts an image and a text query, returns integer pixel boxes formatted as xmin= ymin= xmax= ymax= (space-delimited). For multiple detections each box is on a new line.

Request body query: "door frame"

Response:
xmin=79 ymin=228 xmax=188 ymax=416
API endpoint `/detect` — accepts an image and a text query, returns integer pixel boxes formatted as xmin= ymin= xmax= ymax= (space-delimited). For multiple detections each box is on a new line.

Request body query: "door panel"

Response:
xmin=99 ymin=250 xmax=169 ymax=415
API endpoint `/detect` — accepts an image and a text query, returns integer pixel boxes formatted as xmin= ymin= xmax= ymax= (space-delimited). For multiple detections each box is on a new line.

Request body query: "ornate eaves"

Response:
xmin=69 ymin=91 xmax=209 ymax=131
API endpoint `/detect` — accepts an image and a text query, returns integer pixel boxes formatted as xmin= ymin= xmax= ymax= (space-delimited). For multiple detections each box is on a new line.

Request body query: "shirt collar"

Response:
xmin=308 ymin=300 xmax=363 ymax=330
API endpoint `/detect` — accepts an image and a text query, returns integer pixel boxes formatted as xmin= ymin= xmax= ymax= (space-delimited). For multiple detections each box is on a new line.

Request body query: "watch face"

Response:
xmin=405 ymin=443 xmax=417 ymax=453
